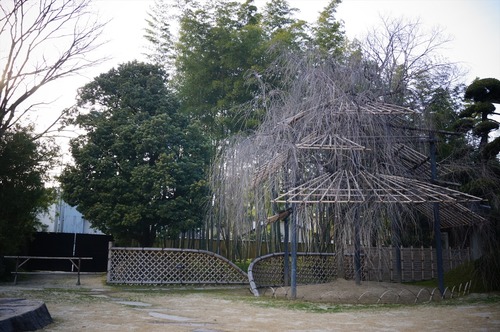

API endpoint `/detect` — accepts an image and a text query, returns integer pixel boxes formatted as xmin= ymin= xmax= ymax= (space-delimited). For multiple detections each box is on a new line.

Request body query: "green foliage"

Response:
xmin=464 ymin=77 xmax=500 ymax=103
xmin=59 ymin=62 xmax=211 ymax=246
xmin=145 ymin=0 xmax=346 ymax=140
xmin=233 ymin=259 xmax=252 ymax=272
xmin=262 ymin=0 xmax=309 ymax=49
xmin=174 ymin=0 xmax=270 ymax=139
xmin=313 ymin=0 xmax=345 ymax=57
xmin=482 ymin=137 xmax=500 ymax=160
xmin=451 ymin=79 xmax=500 ymax=294
xmin=0 ymin=127 xmax=57 ymax=255
xmin=408 ymin=262 xmax=473 ymax=288
xmin=453 ymin=118 xmax=475 ymax=133
xmin=410 ymin=258 xmax=500 ymax=293
xmin=473 ymin=249 xmax=500 ymax=292
xmin=144 ymin=0 xmax=175 ymax=69
xmin=460 ymin=102 xmax=496 ymax=118
xmin=459 ymin=78 xmax=500 ymax=155
xmin=472 ymin=120 xmax=499 ymax=137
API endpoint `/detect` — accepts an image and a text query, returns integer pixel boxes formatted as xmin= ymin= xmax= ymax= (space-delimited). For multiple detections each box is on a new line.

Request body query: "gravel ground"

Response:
xmin=1 ymin=273 xmax=499 ymax=331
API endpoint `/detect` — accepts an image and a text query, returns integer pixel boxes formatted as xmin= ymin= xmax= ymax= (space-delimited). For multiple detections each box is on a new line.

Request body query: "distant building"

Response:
xmin=38 ymin=197 xmax=102 ymax=234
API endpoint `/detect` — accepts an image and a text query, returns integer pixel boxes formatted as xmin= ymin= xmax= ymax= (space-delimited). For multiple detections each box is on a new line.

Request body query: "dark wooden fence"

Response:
xmin=19 ymin=232 xmax=112 ymax=272
xmin=344 ymin=246 xmax=471 ymax=282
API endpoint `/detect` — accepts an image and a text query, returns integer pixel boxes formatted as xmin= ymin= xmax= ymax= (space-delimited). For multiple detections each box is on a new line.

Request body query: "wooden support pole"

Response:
xmin=354 ymin=208 xmax=361 ymax=285
xmin=430 ymin=132 xmax=445 ymax=296
xmin=283 ymin=217 xmax=290 ymax=287
xmin=13 ymin=256 xmax=20 ymax=285
xmin=290 ymin=204 xmax=298 ymax=299
xmin=77 ymin=258 xmax=82 ymax=285
xmin=392 ymin=219 xmax=402 ymax=282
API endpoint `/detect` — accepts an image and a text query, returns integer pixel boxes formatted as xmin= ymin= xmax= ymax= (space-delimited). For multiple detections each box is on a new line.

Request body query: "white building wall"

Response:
xmin=38 ymin=199 xmax=102 ymax=234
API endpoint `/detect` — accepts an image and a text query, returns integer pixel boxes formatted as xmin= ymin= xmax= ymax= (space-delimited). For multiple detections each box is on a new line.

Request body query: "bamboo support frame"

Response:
xmin=208 ymin=52 xmax=485 ymax=293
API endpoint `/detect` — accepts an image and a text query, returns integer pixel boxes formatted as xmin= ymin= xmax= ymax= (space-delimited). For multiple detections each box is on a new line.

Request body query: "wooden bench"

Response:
xmin=4 ymin=256 xmax=93 ymax=285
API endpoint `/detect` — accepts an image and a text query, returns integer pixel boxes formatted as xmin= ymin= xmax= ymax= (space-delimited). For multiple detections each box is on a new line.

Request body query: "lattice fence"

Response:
xmin=107 ymin=247 xmax=248 ymax=285
xmin=343 ymin=253 xmax=366 ymax=280
xmin=248 ymin=247 xmax=471 ymax=296
xmin=248 ymin=252 xmax=337 ymax=296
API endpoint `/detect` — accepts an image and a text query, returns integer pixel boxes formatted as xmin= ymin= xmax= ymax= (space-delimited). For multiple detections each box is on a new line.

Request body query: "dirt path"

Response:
xmin=1 ymin=274 xmax=499 ymax=331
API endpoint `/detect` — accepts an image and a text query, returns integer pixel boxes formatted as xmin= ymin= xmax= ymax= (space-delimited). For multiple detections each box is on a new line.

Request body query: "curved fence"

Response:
xmin=261 ymin=280 xmax=473 ymax=304
xmin=356 ymin=281 xmax=474 ymax=304
xmin=248 ymin=252 xmax=337 ymax=296
xmin=107 ymin=247 xmax=248 ymax=285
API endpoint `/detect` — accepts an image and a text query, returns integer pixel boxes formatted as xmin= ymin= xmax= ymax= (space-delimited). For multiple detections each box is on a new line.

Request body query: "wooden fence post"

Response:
xmin=389 ymin=246 xmax=393 ymax=282
xmin=400 ymin=245 xmax=404 ymax=282
xmin=421 ymin=246 xmax=425 ymax=281
xmin=378 ymin=246 xmax=382 ymax=282
xmin=449 ymin=247 xmax=453 ymax=270
xmin=430 ymin=245 xmax=434 ymax=279
xmin=410 ymin=246 xmax=414 ymax=281
xmin=106 ymin=241 xmax=113 ymax=283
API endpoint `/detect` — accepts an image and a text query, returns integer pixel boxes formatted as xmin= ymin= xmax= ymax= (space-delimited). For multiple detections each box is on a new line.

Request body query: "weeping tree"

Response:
xmin=208 ymin=50 xmax=481 ymax=268
xmin=209 ymin=51 xmax=488 ymax=299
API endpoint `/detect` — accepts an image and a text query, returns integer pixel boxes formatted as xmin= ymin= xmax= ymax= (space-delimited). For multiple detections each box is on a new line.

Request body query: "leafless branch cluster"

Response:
xmin=362 ymin=16 xmax=461 ymax=110
xmin=208 ymin=49 xmax=481 ymax=260
xmin=0 ymin=0 xmax=106 ymax=139
xmin=208 ymin=51 xmax=415 ymax=257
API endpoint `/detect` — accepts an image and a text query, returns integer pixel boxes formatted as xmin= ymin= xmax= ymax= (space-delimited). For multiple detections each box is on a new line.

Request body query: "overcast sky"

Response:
xmin=29 ymin=0 xmax=500 ymax=168
xmin=84 ymin=0 xmax=499 ymax=82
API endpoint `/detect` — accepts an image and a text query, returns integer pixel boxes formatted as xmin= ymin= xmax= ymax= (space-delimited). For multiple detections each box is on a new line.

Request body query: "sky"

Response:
xmin=23 ymin=0 xmax=500 ymax=171
xmin=81 ymin=0 xmax=500 ymax=82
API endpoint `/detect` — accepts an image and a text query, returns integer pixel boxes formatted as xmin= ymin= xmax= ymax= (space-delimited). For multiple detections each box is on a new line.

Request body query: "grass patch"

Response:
xmin=405 ymin=261 xmax=489 ymax=293
xmin=249 ymin=296 xmax=405 ymax=313
xmin=233 ymin=259 xmax=252 ymax=272
xmin=15 ymin=288 xmax=109 ymax=305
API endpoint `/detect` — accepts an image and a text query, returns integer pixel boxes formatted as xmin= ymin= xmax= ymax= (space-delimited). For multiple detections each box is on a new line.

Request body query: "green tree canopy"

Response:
xmin=458 ymin=77 xmax=500 ymax=159
xmin=145 ymin=0 xmax=347 ymax=140
xmin=459 ymin=77 xmax=500 ymax=291
xmin=59 ymin=61 xmax=211 ymax=246
xmin=173 ymin=0 xmax=269 ymax=139
xmin=0 ymin=127 xmax=56 ymax=256
xmin=312 ymin=0 xmax=345 ymax=57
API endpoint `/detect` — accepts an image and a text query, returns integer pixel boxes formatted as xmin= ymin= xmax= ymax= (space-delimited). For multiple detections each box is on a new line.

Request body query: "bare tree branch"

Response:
xmin=362 ymin=16 xmax=460 ymax=110
xmin=0 ymin=0 xmax=107 ymax=139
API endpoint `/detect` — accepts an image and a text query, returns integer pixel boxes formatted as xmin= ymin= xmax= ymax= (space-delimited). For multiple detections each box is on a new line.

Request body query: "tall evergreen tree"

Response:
xmin=144 ymin=0 xmax=176 ymax=71
xmin=447 ymin=77 xmax=500 ymax=292
xmin=0 ymin=127 xmax=56 ymax=256
xmin=174 ymin=0 xmax=268 ymax=139
xmin=261 ymin=0 xmax=309 ymax=50
xmin=458 ymin=78 xmax=500 ymax=159
xmin=59 ymin=62 xmax=210 ymax=246
xmin=144 ymin=0 xmax=346 ymax=140
xmin=313 ymin=0 xmax=345 ymax=57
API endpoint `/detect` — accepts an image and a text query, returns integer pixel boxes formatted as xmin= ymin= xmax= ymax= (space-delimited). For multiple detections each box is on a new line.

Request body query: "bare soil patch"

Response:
xmin=1 ymin=273 xmax=499 ymax=331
